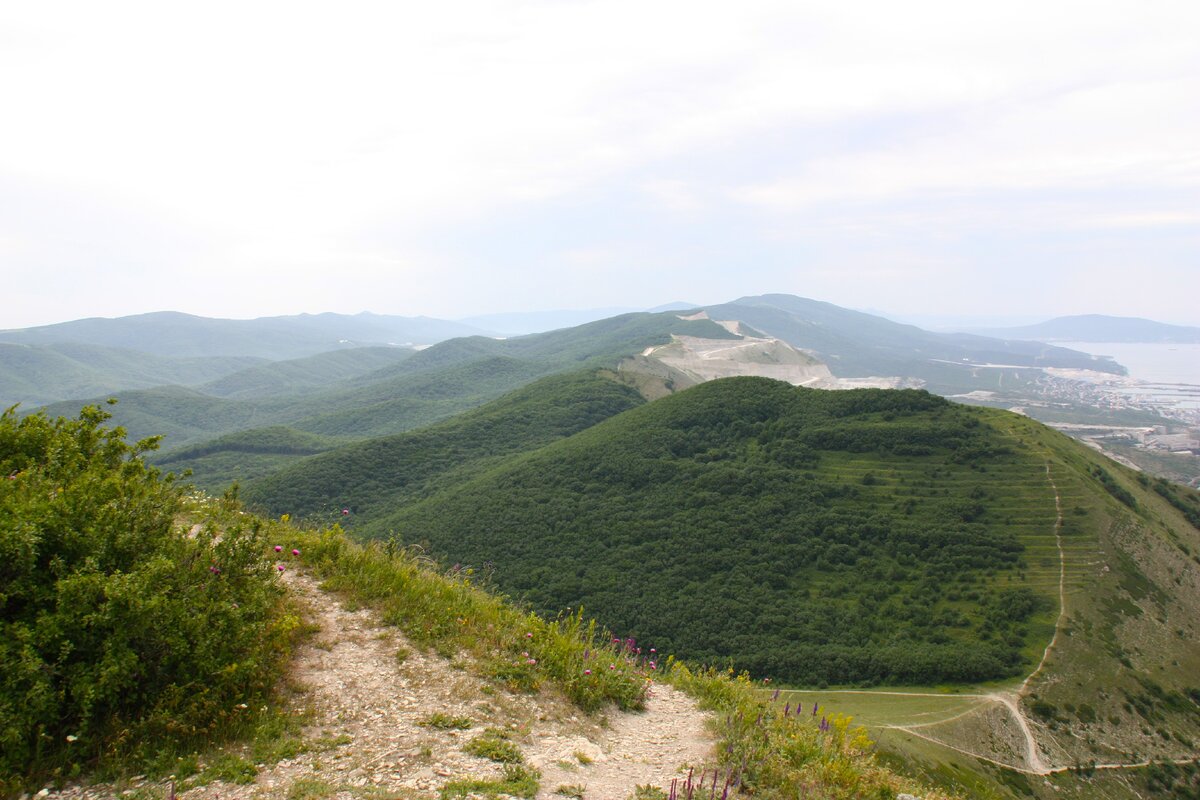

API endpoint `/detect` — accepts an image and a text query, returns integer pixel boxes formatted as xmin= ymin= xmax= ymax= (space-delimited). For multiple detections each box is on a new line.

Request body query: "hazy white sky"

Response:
xmin=3 ymin=0 xmax=1198 ymax=327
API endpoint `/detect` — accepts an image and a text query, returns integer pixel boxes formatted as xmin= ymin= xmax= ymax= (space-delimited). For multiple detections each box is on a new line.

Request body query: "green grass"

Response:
xmin=439 ymin=764 xmax=540 ymax=799
xmin=779 ymin=689 xmax=989 ymax=729
xmin=464 ymin=729 xmax=524 ymax=763
xmin=419 ymin=713 xmax=474 ymax=730
xmin=272 ymin=525 xmax=650 ymax=713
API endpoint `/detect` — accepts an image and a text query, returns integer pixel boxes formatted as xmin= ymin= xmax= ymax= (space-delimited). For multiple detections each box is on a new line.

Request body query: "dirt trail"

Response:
xmin=44 ymin=570 xmax=714 ymax=800
xmin=225 ymin=571 xmax=715 ymax=799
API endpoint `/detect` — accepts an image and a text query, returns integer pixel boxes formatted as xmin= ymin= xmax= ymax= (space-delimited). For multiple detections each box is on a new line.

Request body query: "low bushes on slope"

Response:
xmin=0 ymin=406 xmax=299 ymax=793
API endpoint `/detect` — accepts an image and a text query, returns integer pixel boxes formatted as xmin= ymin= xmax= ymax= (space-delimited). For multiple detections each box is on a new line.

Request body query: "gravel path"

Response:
xmin=38 ymin=570 xmax=715 ymax=800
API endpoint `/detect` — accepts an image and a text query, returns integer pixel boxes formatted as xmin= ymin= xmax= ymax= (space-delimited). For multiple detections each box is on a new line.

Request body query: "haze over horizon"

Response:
xmin=4 ymin=1 xmax=1198 ymax=329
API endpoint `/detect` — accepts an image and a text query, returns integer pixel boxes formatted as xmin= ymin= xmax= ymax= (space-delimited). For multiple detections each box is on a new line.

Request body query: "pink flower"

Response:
xmin=277 ymin=564 xmax=286 ymax=572
xmin=274 ymin=545 xmax=282 ymax=552
xmin=583 ymin=669 xmax=592 ymax=675
xmin=525 ymin=632 xmax=533 ymax=639
xmin=527 ymin=658 xmax=537 ymax=665
xmin=291 ymin=549 xmax=300 ymax=556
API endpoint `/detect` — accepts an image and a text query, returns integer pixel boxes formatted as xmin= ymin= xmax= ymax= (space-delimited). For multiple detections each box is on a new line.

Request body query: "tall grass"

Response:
xmin=664 ymin=662 xmax=957 ymax=800
xmin=274 ymin=524 xmax=649 ymax=712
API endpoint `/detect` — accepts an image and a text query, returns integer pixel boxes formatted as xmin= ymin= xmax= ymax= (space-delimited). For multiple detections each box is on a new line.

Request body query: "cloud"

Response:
xmin=1 ymin=0 xmax=1198 ymax=324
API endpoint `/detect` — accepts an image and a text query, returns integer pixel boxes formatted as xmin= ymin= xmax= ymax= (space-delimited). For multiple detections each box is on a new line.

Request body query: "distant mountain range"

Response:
xmin=965 ymin=314 xmax=1200 ymax=343
xmin=0 ymin=310 xmax=490 ymax=359
xmin=5 ymin=294 xmax=1137 ymax=417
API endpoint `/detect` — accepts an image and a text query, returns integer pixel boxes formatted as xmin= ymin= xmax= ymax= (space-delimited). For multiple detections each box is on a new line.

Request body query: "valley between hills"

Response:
xmin=4 ymin=295 xmax=1200 ymax=799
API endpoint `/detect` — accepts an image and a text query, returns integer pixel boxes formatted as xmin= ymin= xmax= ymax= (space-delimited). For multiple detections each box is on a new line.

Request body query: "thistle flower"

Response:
xmin=274 ymin=545 xmax=282 ymax=552
xmin=291 ymin=548 xmax=300 ymax=556
xmin=277 ymin=564 xmax=286 ymax=572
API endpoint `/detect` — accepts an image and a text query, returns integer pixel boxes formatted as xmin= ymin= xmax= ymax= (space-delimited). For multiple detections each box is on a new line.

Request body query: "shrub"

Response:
xmin=0 ymin=406 xmax=295 ymax=790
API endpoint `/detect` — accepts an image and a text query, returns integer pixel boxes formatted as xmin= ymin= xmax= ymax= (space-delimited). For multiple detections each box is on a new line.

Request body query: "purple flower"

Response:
xmin=291 ymin=548 xmax=300 ymax=556
xmin=274 ymin=545 xmax=282 ymax=552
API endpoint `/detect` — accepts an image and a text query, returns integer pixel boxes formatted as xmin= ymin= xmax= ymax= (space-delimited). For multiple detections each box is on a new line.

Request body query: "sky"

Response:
xmin=2 ymin=0 xmax=1198 ymax=329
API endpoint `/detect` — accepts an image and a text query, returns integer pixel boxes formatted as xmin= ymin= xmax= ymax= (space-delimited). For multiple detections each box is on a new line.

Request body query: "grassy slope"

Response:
xmin=779 ymin=412 xmax=1200 ymax=799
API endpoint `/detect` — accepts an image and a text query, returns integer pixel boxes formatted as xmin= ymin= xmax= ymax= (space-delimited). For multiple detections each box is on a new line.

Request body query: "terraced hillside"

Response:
xmin=240 ymin=374 xmax=1200 ymax=798
xmin=259 ymin=378 xmax=1065 ymax=686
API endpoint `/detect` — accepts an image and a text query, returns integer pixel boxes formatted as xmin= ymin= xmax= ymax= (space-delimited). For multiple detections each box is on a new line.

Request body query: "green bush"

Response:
xmin=0 ymin=405 xmax=296 ymax=790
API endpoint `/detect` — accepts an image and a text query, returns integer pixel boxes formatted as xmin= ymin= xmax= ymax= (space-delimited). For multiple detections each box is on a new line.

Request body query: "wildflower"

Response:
xmin=277 ymin=564 xmax=286 ymax=572
xmin=772 ymin=688 xmax=781 ymax=701
xmin=274 ymin=545 xmax=282 ymax=552
xmin=609 ymin=664 xmax=615 ymax=670
xmin=784 ymin=702 xmax=791 ymax=716
xmin=291 ymin=549 xmax=300 ymax=556
xmin=525 ymin=632 xmax=533 ymax=639
xmin=527 ymin=658 xmax=537 ymax=665
xmin=66 ymin=734 xmax=78 ymax=743
xmin=342 ymin=508 xmax=350 ymax=515
xmin=812 ymin=702 xmax=818 ymax=716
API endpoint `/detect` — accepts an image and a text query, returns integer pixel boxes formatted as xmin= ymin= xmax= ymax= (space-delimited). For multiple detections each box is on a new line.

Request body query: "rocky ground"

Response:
xmin=39 ymin=570 xmax=715 ymax=800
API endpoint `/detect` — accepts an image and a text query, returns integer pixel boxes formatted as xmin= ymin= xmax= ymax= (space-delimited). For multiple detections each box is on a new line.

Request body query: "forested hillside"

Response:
xmin=38 ymin=311 xmax=733 ymax=455
xmin=268 ymin=378 xmax=1063 ymax=686
xmin=241 ymin=371 xmax=647 ymax=522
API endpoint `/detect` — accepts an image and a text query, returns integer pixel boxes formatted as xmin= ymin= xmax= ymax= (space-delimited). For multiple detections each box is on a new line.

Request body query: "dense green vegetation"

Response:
xmin=243 ymin=371 xmax=647 ymax=522
xmin=38 ymin=311 xmax=733 ymax=453
xmin=0 ymin=405 xmax=298 ymax=792
xmin=344 ymin=378 xmax=1058 ymax=686
xmin=197 ymin=345 xmax=415 ymax=399
xmin=0 ymin=341 xmax=261 ymax=408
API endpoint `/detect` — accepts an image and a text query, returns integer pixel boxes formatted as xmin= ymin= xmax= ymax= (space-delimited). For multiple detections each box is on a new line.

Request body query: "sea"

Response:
xmin=1058 ymin=342 xmax=1200 ymax=412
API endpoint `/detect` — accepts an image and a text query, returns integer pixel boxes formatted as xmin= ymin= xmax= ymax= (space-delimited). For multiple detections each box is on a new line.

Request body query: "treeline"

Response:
xmin=373 ymin=377 xmax=1053 ymax=686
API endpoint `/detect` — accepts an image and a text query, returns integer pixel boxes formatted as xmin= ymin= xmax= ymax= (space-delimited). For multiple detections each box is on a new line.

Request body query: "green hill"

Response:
xmin=0 ymin=342 xmax=262 ymax=408
xmin=41 ymin=311 xmax=734 ymax=453
xmin=240 ymin=371 xmax=647 ymax=521
xmin=198 ymin=346 xmax=415 ymax=399
xmin=355 ymin=378 xmax=1063 ymax=686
